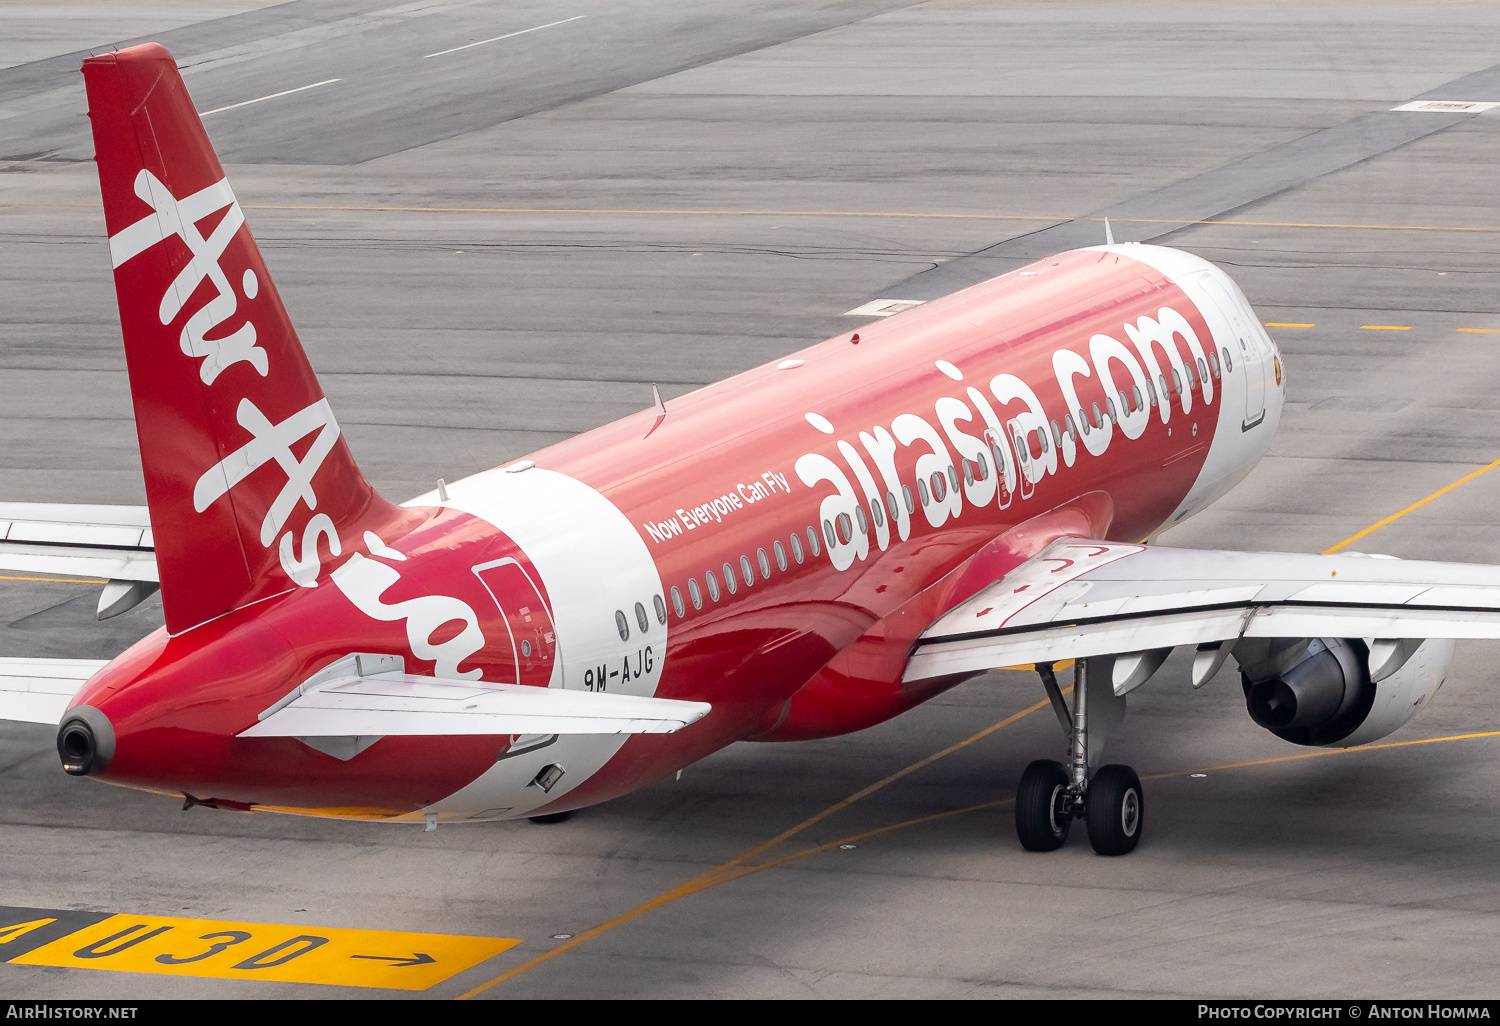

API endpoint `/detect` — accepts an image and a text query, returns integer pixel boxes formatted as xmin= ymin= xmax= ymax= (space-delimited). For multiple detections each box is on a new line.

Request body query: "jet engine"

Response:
xmin=1238 ymin=636 xmax=1452 ymax=748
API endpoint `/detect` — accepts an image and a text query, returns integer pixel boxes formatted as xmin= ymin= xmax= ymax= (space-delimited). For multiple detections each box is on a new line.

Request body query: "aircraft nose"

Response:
xmin=57 ymin=705 xmax=116 ymax=776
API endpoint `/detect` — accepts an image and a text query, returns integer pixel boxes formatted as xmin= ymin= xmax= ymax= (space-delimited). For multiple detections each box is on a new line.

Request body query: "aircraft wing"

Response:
xmin=0 ymin=658 xmax=108 ymax=725
xmin=905 ymin=537 xmax=1500 ymax=690
xmin=0 ymin=503 xmax=159 ymax=618
xmin=241 ymin=671 xmax=712 ymax=738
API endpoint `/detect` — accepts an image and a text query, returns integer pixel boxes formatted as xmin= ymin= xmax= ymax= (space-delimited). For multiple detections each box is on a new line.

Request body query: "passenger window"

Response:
xmin=1197 ymin=357 xmax=1208 ymax=383
xmin=823 ymin=519 xmax=836 ymax=548
xmin=615 ymin=610 xmax=630 ymax=641
xmin=1222 ymin=346 xmax=1233 ymax=373
xmin=947 ymin=464 xmax=959 ymax=490
xmin=653 ymin=594 xmax=667 ymax=625
xmin=1051 ymin=419 xmax=1062 ymax=446
xmin=790 ymin=533 xmax=804 ymax=564
xmin=902 ymin=485 xmax=915 ymax=513
xmin=1039 ymin=428 xmax=1050 ymax=454
xmin=931 ymin=472 xmax=947 ymax=502
xmin=870 ymin=498 xmax=884 ymax=528
xmin=1105 ymin=397 xmax=1117 ymax=423
xmin=854 ymin=505 xmax=868 ymax=534
xmin=917 ymin=478 xmax=930 ymax=506
xmin=837 ymin=513 xmax=853 ymax=544
xmin=635 ymin=602 xmax=649 ymax=634
xmin=1064 ymin=413 xmax=1076 ymax=441
xmin=1172 ymin=368 xmax=1183 ymax=394
xmin=807 ymin=525 xmax=821 ymax=557
xmin=1160 ymin=373 xmax=1170 ymax=397
xmin=1209 ymin=350 xmax=1221 ymax=378
xmin=759 ymin=547 xmax=772 ymax=577
xmin=705 ymin=571 xmax=720 ymax=602
xmin=886 ymin=490 xmax=899 ymax=517
xmin=689 ymin=578 xmax=703 ymax=609
xmin=724 ymin=562 xmax=738 ymax=594
xmin=739 ymin=555 xmax=752 ymax=585
xmin=975 ymin=454 xmax=988 ymax=481
xmin=671 ymin=586 xmax=685 ymax=618
xmin=1092 ymin=401 xmax=1103 ymax=428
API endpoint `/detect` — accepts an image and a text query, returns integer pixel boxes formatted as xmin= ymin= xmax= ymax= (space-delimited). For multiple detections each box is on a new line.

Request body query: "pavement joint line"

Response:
xmin=1322 ymin=453 xmax=1500 ymax=554
xmin=198 ymin=79 xmax=340 ymax=117
xmin=423 ymin=15 xmax=585 ymax=59
xmin=454 ymin=694 xmax=1058 ymax=999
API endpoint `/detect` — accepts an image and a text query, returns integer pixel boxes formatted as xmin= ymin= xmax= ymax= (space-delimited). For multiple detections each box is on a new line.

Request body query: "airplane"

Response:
xmin=2 ymin=40 xmax=1496 ymax=857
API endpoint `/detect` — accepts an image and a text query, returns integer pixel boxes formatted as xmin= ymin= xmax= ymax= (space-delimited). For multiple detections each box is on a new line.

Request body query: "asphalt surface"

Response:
xmin=3 ymin=0 xmax=1500 ymax=1000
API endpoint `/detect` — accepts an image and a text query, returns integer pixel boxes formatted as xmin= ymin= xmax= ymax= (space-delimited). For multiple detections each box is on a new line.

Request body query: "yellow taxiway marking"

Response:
xmin=1458 ymin=328 xmax=1500 ymax=334
xmin=0 ymin=574 xmax=105 ymax=584
xmin=1264 ymin=322 xmax=1314 ymax=328
xmin=10 ymin=913 xmax=518 ymax=991
xmin=1323 ymin=453 xmax=1500 ymax=554
xmin=233 ymin=205 xmax=1500 ymax=235
xmin=1360 ymin=324 xmax=1412 ymax=330
xmin=463 ymin=716 xmax=1500 ymax=997
xmin=456 ymin=694 xmax=1058 ymax=999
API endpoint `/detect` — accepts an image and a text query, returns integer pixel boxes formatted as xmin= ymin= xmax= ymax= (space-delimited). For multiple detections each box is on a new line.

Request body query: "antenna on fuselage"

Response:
xmin=1104 ymin=217 xmax=1115 ymax=246
xmin=645 ymin=384 xmax=668 ymax=439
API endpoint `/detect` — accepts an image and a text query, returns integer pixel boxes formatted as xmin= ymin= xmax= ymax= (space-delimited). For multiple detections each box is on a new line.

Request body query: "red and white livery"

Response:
xmin=4 ymin=43 xmax=1498 ymax=854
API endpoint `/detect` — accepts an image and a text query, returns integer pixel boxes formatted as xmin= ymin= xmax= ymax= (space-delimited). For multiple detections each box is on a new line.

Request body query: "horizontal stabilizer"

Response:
xmin=0 ymin=658 xmax=107 ymax=725
xmin=240 ymin=672 xmax=711 ymax=738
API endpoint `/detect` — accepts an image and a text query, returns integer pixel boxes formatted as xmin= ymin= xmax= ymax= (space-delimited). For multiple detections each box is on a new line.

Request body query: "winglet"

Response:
xmin=1104 ymin=217 xmax=1115 ymax=246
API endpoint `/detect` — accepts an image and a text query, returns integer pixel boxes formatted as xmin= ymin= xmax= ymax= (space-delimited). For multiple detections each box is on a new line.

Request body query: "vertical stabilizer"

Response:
xmin=83 ymin=44 xmax=415 ymax=634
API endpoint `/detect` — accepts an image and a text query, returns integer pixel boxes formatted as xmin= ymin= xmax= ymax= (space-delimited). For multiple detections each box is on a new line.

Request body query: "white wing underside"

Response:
xmin=241 ymin=671 xmax=712 ymax=738
xmin=0 ymin=658 xmax=108 ymax=724
xmin=906 ymin=538 xmax=1500 ymax=683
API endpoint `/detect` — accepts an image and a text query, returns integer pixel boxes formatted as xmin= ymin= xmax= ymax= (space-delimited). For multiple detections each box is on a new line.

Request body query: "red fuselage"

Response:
xmin=74 ymin=242 xmax=1283 ymax=823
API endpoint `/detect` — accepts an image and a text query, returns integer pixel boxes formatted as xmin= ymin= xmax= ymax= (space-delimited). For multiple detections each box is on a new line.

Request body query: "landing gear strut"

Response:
xmin=1015 ymin=659 xmax=1143 ymax=856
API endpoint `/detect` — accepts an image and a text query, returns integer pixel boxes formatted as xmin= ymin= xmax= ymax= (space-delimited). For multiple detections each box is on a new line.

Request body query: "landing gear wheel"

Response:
xmin=1086 ymin=764 xmax=1143 ymax=856
xmin=528 ymin=810 xmax=574 ymax=824
xmin=1015 ymin=759 xmax=1071 ymax=851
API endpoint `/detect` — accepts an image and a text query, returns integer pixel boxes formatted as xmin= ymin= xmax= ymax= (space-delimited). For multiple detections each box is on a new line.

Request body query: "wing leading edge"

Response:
xmin=906 ymin=538 xmax=1500 ymax=688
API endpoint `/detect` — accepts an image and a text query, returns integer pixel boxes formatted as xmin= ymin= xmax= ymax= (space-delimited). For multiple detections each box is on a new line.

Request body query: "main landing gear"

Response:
xmin=1015 ymin=659 xmax=1143 ymax=856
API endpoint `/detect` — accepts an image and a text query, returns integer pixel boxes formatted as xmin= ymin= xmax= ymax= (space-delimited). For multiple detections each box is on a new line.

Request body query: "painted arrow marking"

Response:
xmin=350 ymin=952 xmax=437 ymax=967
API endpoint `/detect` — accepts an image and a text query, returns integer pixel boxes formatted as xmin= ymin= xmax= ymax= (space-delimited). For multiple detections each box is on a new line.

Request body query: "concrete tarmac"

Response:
xmin=3 ymin=0 xmax=1500 ymax=999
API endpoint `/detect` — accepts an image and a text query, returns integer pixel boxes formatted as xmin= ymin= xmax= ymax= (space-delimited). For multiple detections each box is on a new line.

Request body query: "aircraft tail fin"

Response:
xmin=83 ymin=44 xmax=416 ymax=634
